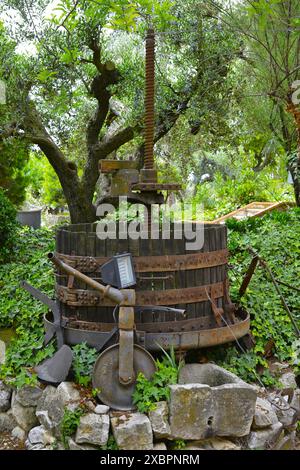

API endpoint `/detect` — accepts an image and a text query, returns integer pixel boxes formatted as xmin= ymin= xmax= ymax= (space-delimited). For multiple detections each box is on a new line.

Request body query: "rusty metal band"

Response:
xmin=56 ymin=281 xmax=225 ymax=307
xmin=55 ymin=249 xmax=228 ymax=273
xmin=44 ymin=309 xmax=250 ymax=351
xmin=144 ymin=28 xmax=155 ymax=170
xmin=65 ymin=314 xmax=217 ymax=334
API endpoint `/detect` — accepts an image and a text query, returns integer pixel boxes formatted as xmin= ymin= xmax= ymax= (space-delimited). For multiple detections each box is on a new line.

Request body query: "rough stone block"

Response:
xmin=213 ymin=384 xmax=256 ymax=436
xmin=11 ymin=400 xmax=38 ymax=431
xmin=278 ymin=372 xmax=297 ymax=390
xmin=75 ymin=413 xmax=109 ymax=447
xmin=169 ymin=384 xmax=212 ymax=440
xmin=36 ymin=386 xmax=64 ymax=437
xmin=185 ymin=437 xmax=240 ymax=450
xmin=68 ymin=437 xmax=98 ymax=450
xmin=56 ymin=382 xmax=81 ymax=405
xmin=15 ymin=385 xmax=43 ymax=407
xmin=111 ymin=412 xmax=153 ymax=450
xmin=0 ymin=381 xmax=12 ymax=412
xmin=248 ymin=422 xmax=283 ymax=449
xmin=170 ymin=364 xmax=257 ymax=439
xmin=11 ymin=426 xmax=26 ymax=441
xmin=0 ymin=410 xmax=17 ymax=432
xmin=149 ymin=401 xmax=171 ymax=439
xmin=153 ymin=442 xmax=167 ymax=450
xmin=252 ymin=397 xmax=278 ymax=429
xmin=94 ymin=405 xmax=110 ymax=415
xmin=28 ymin=425 xmax=56 ymax=446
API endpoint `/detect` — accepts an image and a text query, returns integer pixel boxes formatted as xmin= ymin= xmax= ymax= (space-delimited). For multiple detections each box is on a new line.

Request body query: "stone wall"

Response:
xmin=0 ymin=363 xmax=299 ymax=451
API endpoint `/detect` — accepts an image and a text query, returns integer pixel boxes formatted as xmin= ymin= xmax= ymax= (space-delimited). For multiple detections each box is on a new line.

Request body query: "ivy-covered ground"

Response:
xmin=0 ymin=208 xmax=299 ymax=388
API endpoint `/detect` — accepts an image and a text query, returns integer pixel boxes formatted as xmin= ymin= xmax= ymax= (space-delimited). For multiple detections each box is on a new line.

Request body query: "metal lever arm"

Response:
xmin=20 ymin=281 xmax=64 ymax=348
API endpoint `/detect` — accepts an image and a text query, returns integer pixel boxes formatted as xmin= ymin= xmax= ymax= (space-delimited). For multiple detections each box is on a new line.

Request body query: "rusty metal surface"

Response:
xmin=55 ymin=249 xmax=228 ymax=273
xmin=144 ymin=28 xmax=155 ymax=171
xmin=92 ymin=344 xmax=156 ymax=410
xmin=66 ymin=314 xmax=212 ymax=333
xmin=238 ymin=255 xmax=259 ymax=300
xmin=44 ymin=308 xmax=250 ymax=352
xmin=118 ymin=306 xmax=135 ymax=385
xmin=49 ymin=253 xmax=125 ymax=305
xmin=56 ymin=281 xmax=225 ymax=307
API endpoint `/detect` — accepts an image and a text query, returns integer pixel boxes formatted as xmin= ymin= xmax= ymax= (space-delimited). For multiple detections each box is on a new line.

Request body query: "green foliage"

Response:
xmin=291 ymin=339 xmax=300 ymax=376
xmin=25 ymin=153 xmax=66 ymax=208
xmin=101 ymin=435 xmax=119 ymax=451
xmin=171 ymin=439 xmax=186 ymax=450
xmin=0 ymin=188 xmax=18 ymax=262
xmin=193 ymin=143 xmax=293 ymax=221
xmin=0 ymin=332 xmax=55 ymax=386
xmin=72 ymin=342 xmax=98 ymax=387
xmin=60 ymin=407 xmax=85 ymax=449
xmin=0 ymin=225 xmax=55 ymax=382
xmin=132 ymin=349 xmax=181 ymax=413
xmin=213 ymin=208 xmax=300 ymax=385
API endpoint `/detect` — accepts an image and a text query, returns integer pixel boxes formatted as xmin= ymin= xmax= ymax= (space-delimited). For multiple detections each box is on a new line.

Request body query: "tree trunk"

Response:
xmin=286 ymin=101 xmax=300 ymax=206
xmin=60 ymin=176 xmax=96 ymax=224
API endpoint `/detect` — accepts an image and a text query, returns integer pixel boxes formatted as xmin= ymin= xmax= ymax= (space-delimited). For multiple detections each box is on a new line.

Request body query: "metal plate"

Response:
xmin=92 ymin=344 xmax=156 ymax=410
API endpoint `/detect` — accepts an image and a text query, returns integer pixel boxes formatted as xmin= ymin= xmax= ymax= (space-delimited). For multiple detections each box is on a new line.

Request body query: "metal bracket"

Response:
xmin=118 ymin=306 xmax=135 ymax=385
xmin=205 ymin=288 xmax=223 ymax=327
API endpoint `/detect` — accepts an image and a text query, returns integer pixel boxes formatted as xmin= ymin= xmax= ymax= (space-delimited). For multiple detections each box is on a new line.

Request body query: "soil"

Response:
xmin=0 ymin=432 xmax=25 ymax=450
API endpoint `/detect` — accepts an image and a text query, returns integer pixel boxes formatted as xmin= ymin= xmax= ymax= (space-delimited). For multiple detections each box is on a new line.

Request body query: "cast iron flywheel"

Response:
xmin=92 ymin=344 xmax=156 ymax=411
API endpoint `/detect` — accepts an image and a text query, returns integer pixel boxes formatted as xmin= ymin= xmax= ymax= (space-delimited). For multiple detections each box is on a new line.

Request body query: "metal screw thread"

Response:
xmin=144 ymin=28 xmax=155 ymax=170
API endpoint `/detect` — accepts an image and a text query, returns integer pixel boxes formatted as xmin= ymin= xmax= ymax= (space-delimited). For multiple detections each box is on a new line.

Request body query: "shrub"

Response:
xmin=0 ymin=188 xmax=18 ymax=261
xmin=72 ymin=342 xmax=98 ymax=387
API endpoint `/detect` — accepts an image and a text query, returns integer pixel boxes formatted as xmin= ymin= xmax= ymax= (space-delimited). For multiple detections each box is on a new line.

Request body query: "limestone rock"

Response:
xmin=179 ymin=363 xmax=243 ymax=386
xmin=248 ymin=422 xmax=283 ymax=450
xmin=68 ymin=437 xmax=98 ymax=450
xmin=25 ymin=439 xmax=46 ymax=451
xmin=85 ymin=401 xmax=96 ymax=412
xmin=11 ymin=426 xmax=26 ymax=441
xmin=15 ymin=385 xmax=43 ymax=407
xmin=169 ymin=384 xmax=212 ymax=440
xmin=0 ymin=381 xmax=12 ymax=412
xmin=176 ymin=363 xmax=257 ymax=438
xmin=268 ymin=393 xmax=298 ymax=428
xmin=94 ymin=404 xmax=110 ymax=415
xmin=252 ymin=397 xmax=278 ymax=429
xmin=185 ymin=437 xmax=240 ymax=451
xmin=274 ymin=432 xmax=296 ymax=450
xmin=56 ymin=382 xmax=81 ymax=405
xmin=0 ymin=410 xmax=17 ymax=432
xmin=11 ymin=400 xmax=38 ymax=431
xmin=36 ymin=386 xmax=64 ymax=436
xmin=213 ymin=384 xmax=256 ymax=437
xmin=0 ymin=340 xmax=5 ymax=365
xmin=153 ymin=442 xmax=167 ymax=450
xmin=290 ymin=389 xmax=300 ymax=412
xmin=149 ymin=401 xmax=171 ymax=439
xmin=111 ymin=412 xmax=153 ymax=450
xmin=28 ymin=425 xmax=56 ymax=446
xmin=279 ymin=372 xmax=297 ymax=390
xmin=75 ymin=413 xmax=109 ymax=447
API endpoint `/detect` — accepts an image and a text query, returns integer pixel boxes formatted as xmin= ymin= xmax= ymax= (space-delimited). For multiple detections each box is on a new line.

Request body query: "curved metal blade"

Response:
xmin=35 ymin=345 xmax=73 ymax=385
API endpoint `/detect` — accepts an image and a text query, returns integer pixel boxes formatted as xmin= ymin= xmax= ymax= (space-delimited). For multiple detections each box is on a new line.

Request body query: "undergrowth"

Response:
xmin=60 ymin=407 xmax=85 ymax=449
xmin=132 ymin=347 xmax=183 ymax=413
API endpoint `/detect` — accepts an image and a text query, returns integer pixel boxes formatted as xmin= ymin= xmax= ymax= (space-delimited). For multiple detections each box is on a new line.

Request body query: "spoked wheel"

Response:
xmin=92 ymin=343 xmax=156 ymax=411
